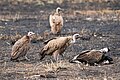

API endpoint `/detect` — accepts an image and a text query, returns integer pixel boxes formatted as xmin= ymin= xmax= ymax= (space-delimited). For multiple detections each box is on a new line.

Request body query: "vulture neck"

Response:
xmin=71 ymin=35 xmax=76 ymax=43
xmin=26 ymin=35 xmax=30 ymax=40
xmin=55 ymin=11 xmax=60 ymax=15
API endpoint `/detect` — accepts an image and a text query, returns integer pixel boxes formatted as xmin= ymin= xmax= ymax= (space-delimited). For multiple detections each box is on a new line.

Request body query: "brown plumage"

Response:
xmin=70 ymin=48 xmax=113 ymax=66
xmin=49 ymin=7 xmax=63 ymax=34
xmin=39 ymin=34 xmax=80 ymax=61
xmin=11 ymin=32 xmax=35 ymax=61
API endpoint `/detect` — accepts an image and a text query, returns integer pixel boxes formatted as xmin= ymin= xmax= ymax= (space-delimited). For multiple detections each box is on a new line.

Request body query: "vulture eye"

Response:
xmin=58 ymin=9 xmax=61 ymax=12
xmin=56 ymin=7 xmax=62 ymax=12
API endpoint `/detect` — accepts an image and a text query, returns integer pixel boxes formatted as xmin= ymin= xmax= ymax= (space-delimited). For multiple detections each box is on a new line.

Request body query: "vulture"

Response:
xmin=69 ymin=48 xmax=113 ymax=66
xmin=49 ymin=7 xmax=63 ymax=35
xmin=39 ymin=34 xmax=81 ymax=62
xmin=10 ymin=32 xmax=35 ymax=61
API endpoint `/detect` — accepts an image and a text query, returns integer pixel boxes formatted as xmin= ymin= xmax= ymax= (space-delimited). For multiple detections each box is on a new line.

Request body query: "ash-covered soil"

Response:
xmin=0 ymin=1 xmax=120 ymax=80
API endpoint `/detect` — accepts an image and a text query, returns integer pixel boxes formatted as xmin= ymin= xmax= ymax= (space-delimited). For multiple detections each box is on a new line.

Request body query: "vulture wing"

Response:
xmin=11 ymin=36 xmax=30 ymax=59
xmin=59 ymin=15 xmax=63 ymax=26
xmin=40 ymin=37 xmax=70 ymax=55
xmin=44 ymin=37 xmax=57 ymax=44
xmin=49 ymin=15 xmax=55 ymax=26
xmin=76 ymin=50 xmax=103 ymax=63
xmin=76 ymin=50 xmax=91 ymax=60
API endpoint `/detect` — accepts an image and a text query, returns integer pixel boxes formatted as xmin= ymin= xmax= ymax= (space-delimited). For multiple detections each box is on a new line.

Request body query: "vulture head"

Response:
xmin=99 ymin=47 xmax=110 ymax=53
xmin=71 ymin=34 xmax=81 ymax=43
xmin=56 ymin=7 xmax=63 ymax=13
xmin=27 ymin=32 xmax=35 ymax=37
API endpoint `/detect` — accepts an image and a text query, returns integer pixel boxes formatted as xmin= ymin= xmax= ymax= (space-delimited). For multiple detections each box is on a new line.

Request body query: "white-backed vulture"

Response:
xmin=70 ymin=48 xmax=113 ymax=66
xmin=49 ymin=7 xmax=63 ymax=35
xmin=39 ymin=34 xmax=81 ymax=61
xmin=11 ymin=32 xmax=35 ymax=61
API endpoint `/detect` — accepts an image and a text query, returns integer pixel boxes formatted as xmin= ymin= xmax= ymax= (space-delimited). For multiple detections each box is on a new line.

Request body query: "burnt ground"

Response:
xmin=0 ymin=1 xmax=120 ymax=80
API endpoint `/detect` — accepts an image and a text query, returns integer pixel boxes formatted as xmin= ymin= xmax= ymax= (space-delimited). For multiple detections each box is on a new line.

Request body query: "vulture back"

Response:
xmin=11 ymin=36 xmax=30 ymax=60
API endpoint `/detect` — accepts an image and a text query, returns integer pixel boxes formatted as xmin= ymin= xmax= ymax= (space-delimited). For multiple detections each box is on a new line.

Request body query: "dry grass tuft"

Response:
xmin=43 ymin=60 xmax=69 ymax=73
xmin=0 ymin=34 xmax=9 ymax=40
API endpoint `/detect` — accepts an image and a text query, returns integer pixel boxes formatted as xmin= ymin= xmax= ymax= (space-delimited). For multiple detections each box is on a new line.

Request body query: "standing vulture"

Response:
xmin=69 ymin=48 xmax=113 ymax=66
xmin=11 ymin=32 xmax=35 ymax=61
xmin=39 ymin=34 xmax=81 ymax=61
xmin=49 ymin=7 xmax=63 ymax=35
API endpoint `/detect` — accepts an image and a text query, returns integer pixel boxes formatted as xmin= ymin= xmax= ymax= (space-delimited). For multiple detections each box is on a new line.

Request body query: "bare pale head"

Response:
xmin=56 ymin=7 xmax=63 ymax=13
xmin=100 ymin=47 xmax=110 ymax=53
xmin=73 ymin=34 xmax=81 ymax=39
xmin=102 ymin=47 xmax=109 ymax=52
xmin=27 ymin=31 xmax=35 ymax=37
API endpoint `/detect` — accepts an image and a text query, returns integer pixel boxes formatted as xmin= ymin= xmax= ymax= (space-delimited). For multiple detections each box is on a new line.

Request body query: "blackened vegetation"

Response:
xmin=0 ymin=0 xmax=120 ymax=80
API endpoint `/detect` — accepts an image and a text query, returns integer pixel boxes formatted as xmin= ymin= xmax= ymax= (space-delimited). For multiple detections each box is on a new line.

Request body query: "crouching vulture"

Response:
xmin=69 ymin=48 xmax=113 ymax=66
xmin=10 ymin=32 xmax=35 ymax=61
xmin=39 ymin=34 xmax=81 ymax=62
xmin=49 ymin=7 xmax=63 ymax=35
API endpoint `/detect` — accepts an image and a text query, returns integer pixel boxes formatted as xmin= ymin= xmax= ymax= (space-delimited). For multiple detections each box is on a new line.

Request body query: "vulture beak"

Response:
xmin=76 ymin=34 xmax=82 ymax=39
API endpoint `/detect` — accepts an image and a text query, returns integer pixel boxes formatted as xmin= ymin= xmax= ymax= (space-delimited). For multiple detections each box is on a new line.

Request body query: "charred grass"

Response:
xmin=0 ymin=0 xmax=120 ymax=80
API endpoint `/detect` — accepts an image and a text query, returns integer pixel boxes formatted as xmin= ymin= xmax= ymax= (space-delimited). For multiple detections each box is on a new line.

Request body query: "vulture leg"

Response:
xmin=57 ymin=25 xmax=61 ymax=35
xmin=51 ymin=25 xmax=57 ymax=35
xmin=53 ymin=50 xmax=60 ymax=62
